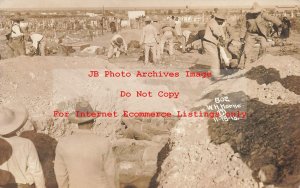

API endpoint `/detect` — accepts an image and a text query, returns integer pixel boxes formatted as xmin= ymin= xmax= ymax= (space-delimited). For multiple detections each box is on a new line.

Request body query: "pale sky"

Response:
xmin=0 ymin=0 xmax=299 ymax=9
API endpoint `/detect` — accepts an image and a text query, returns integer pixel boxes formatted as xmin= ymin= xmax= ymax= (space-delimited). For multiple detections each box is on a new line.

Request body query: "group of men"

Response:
xmin=3 ymin=17 xmax=46 ymax=57
xmin=108 ymin=2 xmax=288 ymax=78
xmin=3 ymin=2 xmax=291 ymax=76
xmin=203 ymin=2 xmax=284 ymax=80
xmin=107 ymin=15 xmax=183 ymax=64
xmin=0 ymin=102 xmax=119 ymax=188
xmin=139 ymin=16 xmax=185 ymax=64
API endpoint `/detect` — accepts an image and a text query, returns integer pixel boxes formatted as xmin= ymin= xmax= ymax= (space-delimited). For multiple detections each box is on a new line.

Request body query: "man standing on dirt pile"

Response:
xmin=240 ymin=2 xmax=282 ymax=67
xmin=0 ymin=104 xmax=46 ymax=188
xmin=203 ymin=12 xmax=227 ymax=80
xmin=7 ymin=17 xmax=26 ymax=57
xmin=54 ymin=101 xmax=119 ymax=188
xmin=140 ymin=16 xmax=160 ymax=65
xmin=107 ymin=33 xmax=128 ymax=59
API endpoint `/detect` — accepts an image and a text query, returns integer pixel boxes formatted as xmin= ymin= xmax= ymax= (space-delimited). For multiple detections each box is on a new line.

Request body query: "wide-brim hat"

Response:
xmin=214 ymin=12 xmax=227 ymax=20
xmin=145 ymin=16 xmax=151 ymax=22
xmin=0 ymin=104 xmax=28 ymax=136
xmin=68 ymin=101 xmax=96 ymax=124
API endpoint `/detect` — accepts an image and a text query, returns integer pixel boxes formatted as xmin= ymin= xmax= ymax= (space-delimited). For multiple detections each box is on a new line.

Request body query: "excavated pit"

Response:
xmin=114 ymin=117 xmax=179 ymax=188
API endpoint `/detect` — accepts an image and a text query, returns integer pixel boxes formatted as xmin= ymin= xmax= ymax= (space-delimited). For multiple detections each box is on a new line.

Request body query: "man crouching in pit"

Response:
xmin=54 ymin=101 xmax=119 ymax=188
xmin=107 ymin=33 xmax=128 ymax=59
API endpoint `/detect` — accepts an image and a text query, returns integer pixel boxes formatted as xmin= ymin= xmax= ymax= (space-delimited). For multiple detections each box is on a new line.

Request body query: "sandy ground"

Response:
xmin=0 ymin=29 xmax=300 ymax=188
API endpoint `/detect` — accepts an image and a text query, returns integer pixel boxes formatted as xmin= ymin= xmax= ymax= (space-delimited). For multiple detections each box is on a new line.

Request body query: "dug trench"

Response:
xmin=113 ymin=117 xmax=179 ymax=188
xmin=207 ymin=91 xmax=300 ymax=187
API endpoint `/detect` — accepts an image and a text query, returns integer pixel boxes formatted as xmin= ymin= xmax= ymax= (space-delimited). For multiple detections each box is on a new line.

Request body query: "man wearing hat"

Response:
xmin=107 ymin=33 xmax=127 ymax=59
xmin=54 ymin=101 xmax=118 ymax=188
xmin=140 ymin=16 xmax=160 ymax=64
xmin=240 ymin=2 xmax=282 ymax=67
xmin=8 ymin=17 xmax=26 ymax=57
xmin=203 ymin=12 xmax=227 ymax=80
xmin=0 ymin=104 xmax=46 ymax=188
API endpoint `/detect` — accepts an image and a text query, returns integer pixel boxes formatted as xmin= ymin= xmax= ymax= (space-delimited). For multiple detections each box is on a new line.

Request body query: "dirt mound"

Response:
xmin=158 ymin=54 xmax=300 ymax=188
xmin=208 ymin=92 xmax=300 ymax=186
xmin=245 ymin=66 xmax=300 ymax=95
xmin=245 ymin=65 xmax=281 ymax=85
xmin=251 ymin=54 xmax=300 ymax=78
xmin=281 ymin=76 xmax=300 ymax=95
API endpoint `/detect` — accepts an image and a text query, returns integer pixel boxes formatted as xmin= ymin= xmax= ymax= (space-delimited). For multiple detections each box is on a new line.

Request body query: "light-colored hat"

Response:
xmin=214 ymin=12 xmax=227 ymax=20
xmin=153 ymin=16 xmax=159 ymax=22
xmin=0 ymin=104 xmax=28 ymax=136
xmin=145 ymin=16 xmax=151 ymax=22
xmin=68 ymin=101 xmax=96 ymax=124
xmin=250 ymin=2 xmax=262 ymax=13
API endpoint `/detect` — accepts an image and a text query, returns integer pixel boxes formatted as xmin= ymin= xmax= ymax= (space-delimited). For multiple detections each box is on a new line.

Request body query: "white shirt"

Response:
xmin=30 ymin=33 xmax=44 ymax=49
xmin=175 ymin=20 xmax=182 ymax=36
xmin=0 ymin=136 xmax=46 ymax=188
xmin=11 ymin=23 xmax=24 ymax=38
xmin=183 ymin=30 xmax=192 ymax=42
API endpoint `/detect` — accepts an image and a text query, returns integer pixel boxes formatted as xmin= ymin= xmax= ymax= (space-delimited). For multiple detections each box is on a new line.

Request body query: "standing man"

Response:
xmin=174 ymin=17 xmax=185 ymax=52
xmin=280 ymin=16 xmax=291 ymax=42
xmin=203 ymin=12 xmax=227 ymax=80
xmin=151 ymin=16 xmax=162 ymax=63
xmin=54 ymin=101 xmax=119 ymax=188
xmin=140 ymin=17 xmax=159 ymax=65
xmin=7 ymin=17 xmax=26 ymax=57
xmin=107 ymin=33 xmax=127 ymax=59
xmin=0 ymin=104 xmax=46 ymax=188
xmin=160 ymin=21 xmax=176 ymax=56
xmin=240 ymin=2 xmax=282 ymax=66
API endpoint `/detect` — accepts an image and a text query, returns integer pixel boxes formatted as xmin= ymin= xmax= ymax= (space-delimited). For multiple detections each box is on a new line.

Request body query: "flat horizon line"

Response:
xmin=0 ymin=4 xmax=298 ymax=11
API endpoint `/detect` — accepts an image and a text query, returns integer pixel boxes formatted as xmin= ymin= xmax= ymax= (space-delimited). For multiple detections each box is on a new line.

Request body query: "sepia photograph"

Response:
xmin=0 ymin=0 xmax=300 ymax=188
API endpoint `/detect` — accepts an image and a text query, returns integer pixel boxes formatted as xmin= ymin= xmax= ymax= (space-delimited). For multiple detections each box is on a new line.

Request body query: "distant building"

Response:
xmin=128 ymin=11 xmax=145 ymax=20
xmin=86 ymin=13 xmax=98 ymax=17
xmin=275 ymin=5 xmax=299 ymax=17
